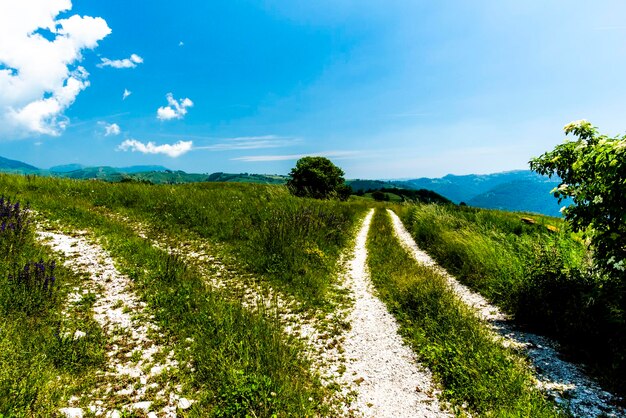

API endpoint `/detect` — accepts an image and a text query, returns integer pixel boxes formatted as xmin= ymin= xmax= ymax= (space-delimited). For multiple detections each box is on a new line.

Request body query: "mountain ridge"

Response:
xmin=0 ymin=155 xmax=563 ymax=216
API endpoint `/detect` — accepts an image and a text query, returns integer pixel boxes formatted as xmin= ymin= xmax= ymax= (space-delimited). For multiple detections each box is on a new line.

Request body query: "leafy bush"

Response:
xmin=286 ymin=156 xmax=350 ymax=200
xmin=531 ymin=120 xmax=626 ymax=278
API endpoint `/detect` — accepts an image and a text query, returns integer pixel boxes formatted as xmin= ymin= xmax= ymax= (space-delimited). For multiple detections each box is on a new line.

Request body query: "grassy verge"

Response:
xmin=89 ymin=212 xmax=331 ymax=416
xmin=1 ymin=173 xmax=364 ymax=308
xmin=366 ymin=209 xmax=560 ymax=416
xmin=398 ymin=203 xmax=626 ymax=396
xmin=0 ymin=174 xmax=343 ymax=416
xmin=0 ymin=197 xmax=106 ymax=417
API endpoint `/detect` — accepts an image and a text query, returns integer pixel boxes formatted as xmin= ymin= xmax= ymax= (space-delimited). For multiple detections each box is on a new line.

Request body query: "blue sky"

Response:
xmin=1 ymin=0 xmax=626 ymax=178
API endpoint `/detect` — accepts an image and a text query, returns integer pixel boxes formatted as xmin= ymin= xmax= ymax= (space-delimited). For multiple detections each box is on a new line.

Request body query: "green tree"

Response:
xmin=287 ymin=157 xmax=350 ymax=200
xmin=530 ymin=120 xmax=626 ymax=277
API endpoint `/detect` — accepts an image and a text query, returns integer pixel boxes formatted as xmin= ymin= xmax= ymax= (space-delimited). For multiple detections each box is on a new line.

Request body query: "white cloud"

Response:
xmin=195 ymin=135 xmax=301 ymax=151
xmin=122 ymin=89 xmax=131 ymax=100
xmin=97 ymin=53 xmax=143 ymax=69
xmin=0 ymin=0 xmax=111 ymax=137
xmin=178 ymin=41 xmax=184 ymax=47
xmin=157 ymin=93 xmax=193 ymax=121
xmin=103 ymin=122 xmax=120 ymax=136
xmin=118 ymin=139 xmax=193 ymax=158
xmin=232 ymin=151 xmax=362 ymax=162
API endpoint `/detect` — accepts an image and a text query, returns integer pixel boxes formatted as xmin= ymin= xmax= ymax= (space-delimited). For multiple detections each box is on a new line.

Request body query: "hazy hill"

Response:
xmin=467 ymin=179 xmax=565 ymax=217
xmin=49 ymin=164 xmax=86 ymax=173
xmin=0 ymin=155 xmax=564 ymax=216
xmin=399 ymin=170 xmax=562 ymax=216
xmin=347 ymin=179 xmax=406 ymax=191
xmin=116 ymin=165 xmax=169 ymax=174
xmin=0 ymin=155 xmax=40 ymax=173
xmin=401 ymin=170 xmax=553 ymax=204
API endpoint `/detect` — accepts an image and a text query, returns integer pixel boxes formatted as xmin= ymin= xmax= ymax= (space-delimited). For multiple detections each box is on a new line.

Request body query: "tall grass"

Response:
xmin=94 ymin=216 xmax=331 ymax=416
xmin=0 ymin=174 xmax=348 ymax=415
xmin=366 ymin=209 xmax=559 ymax=416
xmin=0 ymin=195 xmax=105 ymax=416
xmin=398 ymin=203 xmax=626 ymax=395
xmin=1 ymin=174 xmax=365 ymax=306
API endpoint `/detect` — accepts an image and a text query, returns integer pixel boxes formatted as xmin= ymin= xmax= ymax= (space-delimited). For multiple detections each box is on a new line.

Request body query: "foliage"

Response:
xmin=286 ymin=156 xmax=349 ymax=200
xmin=399 ymin=202 xmax=626 ymax=395
xmin=362 ymin=187 xmax=452 ymax=205
xmin=367 ymin=209 xmax=558 ymax=416
xmin=530 ymin=120 xmax=626 ymax=277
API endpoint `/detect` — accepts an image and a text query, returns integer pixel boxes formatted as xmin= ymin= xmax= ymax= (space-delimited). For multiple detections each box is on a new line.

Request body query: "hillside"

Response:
xmin=0 ymin=155 xmax=40 ymax=173
xmin=0 ymin=173 xmax=622 ymax=417
xmin=400 ymin=170 xmax=562 ymax=216
xmin=0 ymin=155 xmax=570 ymax=216
xmin=467 ymin=179 xmax=565 ymax=217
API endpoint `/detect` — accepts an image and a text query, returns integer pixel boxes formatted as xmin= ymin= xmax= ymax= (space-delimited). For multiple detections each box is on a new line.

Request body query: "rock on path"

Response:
xmin=339 ymin=209 xmax=450 ymax=418
xmin=387 ymin=208 xmax=624 ymax=418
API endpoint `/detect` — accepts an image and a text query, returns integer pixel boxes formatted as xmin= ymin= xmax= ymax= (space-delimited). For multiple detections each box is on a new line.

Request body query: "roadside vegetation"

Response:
xmin=0 ymin=174 xmax=364 ymax=416
xmin=0 ymin=196 xmax=106 ymax=416
xmin=366 ymin=209 xmax=559 ymax=416
xmin=398 ymin=202 xmax=626 ymax=395
xmin=1 ymin=173 xmax=365 ymax=308
xmin=72 ymin=212 xmax=331 ymax=416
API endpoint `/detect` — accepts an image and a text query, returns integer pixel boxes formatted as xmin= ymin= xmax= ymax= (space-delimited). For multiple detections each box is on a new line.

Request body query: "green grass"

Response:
xmin=0 ymin=197 xmax=106 ymax=417
xmin=366 ymin=209 xmax=560 ymax=416
xmin=398 ymin=202 xmax=626 ymax=396
xmin=0 ymin=174 xmax=356 ymax=416
xmin=90 ymin=214 xmax=331 ymax=416
xmin=1 ymin=173 xmax=365 ymax=308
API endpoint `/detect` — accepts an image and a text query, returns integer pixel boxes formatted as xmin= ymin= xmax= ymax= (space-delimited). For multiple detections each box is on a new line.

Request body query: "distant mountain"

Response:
xmin=1 ymin=155 xmax=564 ymax=216
xmin=207 ymin=172 xmax=287 ymax=184
xmin=401 ymin=171 xmax=551 ymax=204
xmin=116 ymin=165 xmax=169 ymax=174
xmin=0 ymin=156 xmax=40 ymax=173
xmin=400 ymin=170 xmax=563 ymax=216
xmin=347 ymin=179 xmax=406 ymax=191
xmin=467 ymin=179 xmax=564 ymax=217
xmin=49 ymin=164 xmax=85 ymax=173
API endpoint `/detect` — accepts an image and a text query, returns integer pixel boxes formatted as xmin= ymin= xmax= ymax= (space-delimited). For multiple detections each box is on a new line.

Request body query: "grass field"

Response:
xmin=397 ymin=202 xmax=626 ymax=396
xmin=0 ymin=172 xmax=620 ymax=416
xmin=366 ymin=209 xmax=559 ymax=417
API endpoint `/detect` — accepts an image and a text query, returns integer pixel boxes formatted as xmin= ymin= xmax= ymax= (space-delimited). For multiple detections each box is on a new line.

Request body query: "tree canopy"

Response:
xmin=287 ymin=157 xmax=350 ymax=200
xmin=530 ymin=120 xmax=626 ymax=277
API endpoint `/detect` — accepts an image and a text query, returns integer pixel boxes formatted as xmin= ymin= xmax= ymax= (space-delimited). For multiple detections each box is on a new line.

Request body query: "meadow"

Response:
xmin=397 ymin=203 xmax=626 ymax=395
xmin=0 ymin=173 xmax=622 ymax=416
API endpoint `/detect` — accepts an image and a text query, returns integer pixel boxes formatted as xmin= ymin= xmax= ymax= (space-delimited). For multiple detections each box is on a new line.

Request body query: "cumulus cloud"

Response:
xmin=118 ymin=139 xmax=193 ymax=158
xmin=102 ymin=122 xmax=120 ymax=136
xmin=97 ymin=53 xmax=143 ymax=69
xmin=0 ymin=0 xmax=111 ymax=137
xmin=122 ymin=88 xmax=131 ymax=100
xmin=157 ymin=93 xmax=193 ymax=121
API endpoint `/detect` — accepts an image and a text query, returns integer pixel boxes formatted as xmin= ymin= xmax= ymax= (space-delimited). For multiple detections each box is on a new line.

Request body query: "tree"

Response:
xmin=287 ymin=157 xmax=350 ymax=200
xmin=530 ymin=120 xmax=626 ymax=277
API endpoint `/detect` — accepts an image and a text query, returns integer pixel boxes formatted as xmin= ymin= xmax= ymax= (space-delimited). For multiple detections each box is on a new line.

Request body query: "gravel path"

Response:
xmin=338 ymin=209 xmax=450 ymax=418
xmin=387 ymin=209 xmax=624 ymax=418
xmin=37 ymin=230 xmax=193 ymax=418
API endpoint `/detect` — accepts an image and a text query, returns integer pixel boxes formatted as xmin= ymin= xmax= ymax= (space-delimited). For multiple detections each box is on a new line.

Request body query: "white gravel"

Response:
xmin=387 ymin=208 xmax=625 ymax=418
xmin=338 ymin=209 xmax=450 ymax=418
xmin=37 ymin=230 xmax=192 ymax=417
